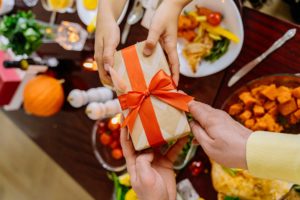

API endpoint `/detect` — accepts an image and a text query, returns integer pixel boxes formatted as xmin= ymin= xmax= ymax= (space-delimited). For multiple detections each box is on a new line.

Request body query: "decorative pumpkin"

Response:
xmin=23 ymin=75 xmax=64 ymax=117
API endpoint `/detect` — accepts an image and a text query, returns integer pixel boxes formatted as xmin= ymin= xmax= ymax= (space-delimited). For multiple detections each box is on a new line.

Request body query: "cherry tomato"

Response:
xmin=207 ymin=12 xmax=222 ymax=26
xmin=111 ymin=130 xmax=120 ymax=140
xmin=196 ymin=7 xmax=212 ymax=17
xmin=189 ymin=161 xmax=204 ymax=176
xmin=97 ymin=122 xmax=107 ymax=133
xmin=108 ymin=120 xmax=120 ymax=131
xmin=110 ymin=140 xmax=120 ymax=149
xmin=100 ymin=133 xmax=112 ymax=145
xmin=112 ymin=148 xmax=123 ymax=160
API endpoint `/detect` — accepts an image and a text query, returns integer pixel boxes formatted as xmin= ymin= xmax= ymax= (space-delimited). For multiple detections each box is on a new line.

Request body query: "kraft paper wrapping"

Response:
xmin=113 ymin=41 xmax=191 ymax=151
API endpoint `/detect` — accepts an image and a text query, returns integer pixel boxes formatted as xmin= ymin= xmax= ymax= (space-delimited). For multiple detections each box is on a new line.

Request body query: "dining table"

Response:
xmin=3 ymin=0 xmax=300 ymax=199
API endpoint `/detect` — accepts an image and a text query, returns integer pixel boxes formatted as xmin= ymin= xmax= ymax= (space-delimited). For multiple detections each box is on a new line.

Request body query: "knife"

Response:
xmin=228 ymin=28 xmax=297 ymax=87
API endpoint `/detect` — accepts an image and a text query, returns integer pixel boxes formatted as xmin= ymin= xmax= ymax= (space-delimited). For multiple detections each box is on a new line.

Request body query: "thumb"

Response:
xmin=135 ymin=152 xmax=156 ymax=185
xmin=188 ymin=101 xmax=214 ymax=129
xmin=143 ymin=27 xmax=163 ymax=56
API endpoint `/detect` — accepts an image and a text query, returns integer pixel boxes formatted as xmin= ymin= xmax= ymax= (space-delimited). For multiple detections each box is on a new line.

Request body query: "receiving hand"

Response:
xmin=120 ymin=128 xmax=188 ymax=200
xmin=94 ymin=1 xmax=120 ymax=87
xmin=143 ymin=0 xmax=190 ymax=86
xmin=188 ymin=101 xmax=252 ymax=169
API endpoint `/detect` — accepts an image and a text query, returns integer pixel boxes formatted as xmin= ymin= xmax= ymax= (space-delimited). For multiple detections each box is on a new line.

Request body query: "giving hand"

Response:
xmin=120 ymin=128 xmax=187 ymax=200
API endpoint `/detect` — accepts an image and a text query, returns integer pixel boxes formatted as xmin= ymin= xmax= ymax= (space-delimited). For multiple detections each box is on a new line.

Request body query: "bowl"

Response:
xmin=222 ymin=74 xmax=300 ymax=133
xmin=91 ymin=119 xmax=126 ymax=172
xmin=178 ymin=0 xmax=244 ymax=78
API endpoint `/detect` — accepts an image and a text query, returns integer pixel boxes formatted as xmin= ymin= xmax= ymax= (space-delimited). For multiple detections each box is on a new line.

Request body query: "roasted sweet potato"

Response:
xmin=253 ymin=105 xmax=265 ymax=117
xmin=293 ymin=109 xmax=300 ymax=120
xmin=289 ymin=114 xmax=299 ymax=125
xmin=228 ymin=103 xmax=243 ymax=116
xmin=278 ymin=98 xmax=297 ymax=116
xmin=267 ymin=106 xmax=278 ymax=118
xmin=277 ymin=86 xmax=292 ymax=104
xmin=245 ymin=119 xmax=255 ymax=129
xmin=292 ymin=87 xmax=300 ymax=98
xmin=263 ymin=101 xmax=276 ymax=111
xmin=239 ymin=110 xmax=252 ymax=122
xmin=239 ymin=92 xmax=257 ymax=107
xmin=297 ymin=99 xmax=300 ymax=108
xmin=260 ymin=84 xmax=278 ymax=100
xmin=251 ymin=85 xmax=268 ymax=97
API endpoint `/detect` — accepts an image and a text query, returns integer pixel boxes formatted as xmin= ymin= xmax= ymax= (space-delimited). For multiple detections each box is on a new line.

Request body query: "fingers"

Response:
xmin=120 ymin=128 xmax=137 ymax=181
xmin=166 ymin=136 xmax=188 ymax=163
xmin=95 ymin=38 xmax=113 ymax=86
xmin=108 ymin=67 xmax=127 ymax=92
xmin=188 ymin=101 xmax=214 ymax=129
xmin=143 ymin=27 xmax=163 ymax=56
xmin=162 ymin=35 xmax=180 ymax=86
xmin=103 ymin=37 xmax=117 ymax=69
xmin=135 ymin=152 xmax=155 ymax=185
xmin=189 ymin=121 xmax=213 ymax=147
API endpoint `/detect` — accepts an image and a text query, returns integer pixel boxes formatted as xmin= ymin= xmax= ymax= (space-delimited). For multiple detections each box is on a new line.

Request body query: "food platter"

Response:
xmin=178 ymin=0 xmax=244 ymax=78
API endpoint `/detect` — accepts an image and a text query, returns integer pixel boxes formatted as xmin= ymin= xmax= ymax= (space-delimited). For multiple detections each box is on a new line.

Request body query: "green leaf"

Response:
xmin=224 ymin=196 xmax=240 ymax=200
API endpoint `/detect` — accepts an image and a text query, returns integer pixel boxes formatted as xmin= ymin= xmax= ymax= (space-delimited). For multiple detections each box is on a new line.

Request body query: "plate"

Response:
xmin=76 ymin=0 xmax=130 ymax=25
xmin=178 ymin=0 xmax=244 ymax=78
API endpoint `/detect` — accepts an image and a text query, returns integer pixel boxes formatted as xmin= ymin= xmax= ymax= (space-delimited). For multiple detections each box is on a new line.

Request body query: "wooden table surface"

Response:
xmin=4 ymin=1 xmax=300 ymax=200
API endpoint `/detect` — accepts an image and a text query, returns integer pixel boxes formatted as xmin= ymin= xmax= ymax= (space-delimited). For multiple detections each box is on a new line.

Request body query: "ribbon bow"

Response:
xmin=118 ymin=70 xmax=194 ymax=133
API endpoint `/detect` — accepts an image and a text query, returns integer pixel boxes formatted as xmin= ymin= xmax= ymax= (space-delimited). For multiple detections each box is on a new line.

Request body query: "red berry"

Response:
xmin=111 ymin=130 xmax=120 ymax=140
xmin=112 ymin=148 xmax=123 ymax=160
xmin=108 ymin=120 xmax=120 ymax=131
xmin=100 ymin=133 xmax=112 ymax=145
xmin=189 ymin=161 xmax=204 ymax=176
xmin=110 ymin=140 xmax=120 ymax=149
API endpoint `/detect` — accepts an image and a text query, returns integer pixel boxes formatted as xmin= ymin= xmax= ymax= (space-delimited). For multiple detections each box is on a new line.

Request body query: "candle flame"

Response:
xmin=111 ymin=114 xmax=122 ymax=125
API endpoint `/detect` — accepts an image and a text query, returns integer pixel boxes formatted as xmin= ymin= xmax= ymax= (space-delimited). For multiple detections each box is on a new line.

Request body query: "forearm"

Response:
xmin=98 ymin=0 xmax=126 ymax=21
xmin=247 ymin=131 xmax=300 ymax=184
xmin=164 ymin=0 xmax=192 ymax=8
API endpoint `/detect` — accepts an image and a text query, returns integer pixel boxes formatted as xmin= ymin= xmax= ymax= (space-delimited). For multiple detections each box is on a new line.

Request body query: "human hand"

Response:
xmin=94 ymin=1 xmax=120 ymax=87
xmin=143 ymin=0 xmax=190 ymax=86
xmin=188 ymin=101 xmax=252 ymax=169
xmin=120 ymin=128 xmax=188 ymax=200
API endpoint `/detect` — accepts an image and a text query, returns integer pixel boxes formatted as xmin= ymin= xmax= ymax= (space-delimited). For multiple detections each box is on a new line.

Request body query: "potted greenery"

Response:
xmin=0 ymin=11 xmax=45 ymax=56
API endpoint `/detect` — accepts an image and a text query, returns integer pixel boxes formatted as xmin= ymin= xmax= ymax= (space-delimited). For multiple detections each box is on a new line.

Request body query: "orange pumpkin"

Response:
xmin=23 ymin=75 xmax=64 ymax=117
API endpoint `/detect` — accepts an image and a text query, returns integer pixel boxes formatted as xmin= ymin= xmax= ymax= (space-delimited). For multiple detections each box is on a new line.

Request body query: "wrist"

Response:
xmin=163 ymin=0 xmax=190 ymax=11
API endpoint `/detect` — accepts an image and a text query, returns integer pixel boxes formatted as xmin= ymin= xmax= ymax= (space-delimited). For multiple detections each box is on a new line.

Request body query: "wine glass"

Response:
xmin=41 ymin=0 xmax=76 ymax=25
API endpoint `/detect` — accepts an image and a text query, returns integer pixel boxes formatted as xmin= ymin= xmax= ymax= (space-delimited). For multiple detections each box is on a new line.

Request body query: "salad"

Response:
xmin=178 ymin=6 xmax=240 ymax=73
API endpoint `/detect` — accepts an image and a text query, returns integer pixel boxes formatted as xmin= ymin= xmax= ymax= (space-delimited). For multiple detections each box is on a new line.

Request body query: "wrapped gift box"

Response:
xmin=0 ymin=51 xmax=22 ymax=106
xmin=113 ymin=41 xmax=193 ymax=151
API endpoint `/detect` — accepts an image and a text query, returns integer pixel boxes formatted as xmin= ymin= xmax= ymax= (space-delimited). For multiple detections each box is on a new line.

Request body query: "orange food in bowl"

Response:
xmin=228 ymin=84 xmax=300 ymax=132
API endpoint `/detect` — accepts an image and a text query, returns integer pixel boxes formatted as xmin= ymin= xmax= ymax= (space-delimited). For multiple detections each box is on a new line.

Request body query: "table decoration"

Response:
xmin=23 ymin=75 xmax=64 ymax=117
xmin=92 ymin=115 xmax=126 ymax=172
xmin=67 ymin=87 xmax=113 ymax=108
xmin=55 ymin=21 xmax=88 ymax=51
xmin=86 ymin=99 xmax=121 ymax=120
xmin=0 ymin=0 xmax=14 ymax=15
xmin=0 ymin=11 xmax=45 ymax=56
xmin=114 ymin=41 xmax=193 ymax=151
xmin=0 ymin=51 xmax=21 ymax=106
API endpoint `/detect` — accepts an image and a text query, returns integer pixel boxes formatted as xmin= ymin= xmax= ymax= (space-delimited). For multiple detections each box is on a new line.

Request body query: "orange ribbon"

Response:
xmin=118 ymin=45 xmax=193 ymax=147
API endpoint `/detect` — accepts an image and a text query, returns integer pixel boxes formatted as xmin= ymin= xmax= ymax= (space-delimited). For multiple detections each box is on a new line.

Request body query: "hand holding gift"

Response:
xmin=113 ymin=41 xmax=193 ymax=151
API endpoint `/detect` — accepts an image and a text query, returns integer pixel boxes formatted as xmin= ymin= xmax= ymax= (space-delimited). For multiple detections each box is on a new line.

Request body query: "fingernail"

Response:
xmin=143 ymin=48 xmax=151 ymax=56
xmin=104 ymin=64 xmax=111 ymax=71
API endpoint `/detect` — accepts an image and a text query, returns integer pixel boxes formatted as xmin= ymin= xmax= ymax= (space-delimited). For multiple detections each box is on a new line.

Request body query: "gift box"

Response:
xmin=0 ymin=51 xmax=22 ymax=106
xmin=113 ymin=41 xmax=193 ymax=151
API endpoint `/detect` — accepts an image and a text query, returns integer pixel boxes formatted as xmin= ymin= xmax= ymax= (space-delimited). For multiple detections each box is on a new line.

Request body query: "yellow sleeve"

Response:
xmin=246 ymin=131 xmax=300 ymax=184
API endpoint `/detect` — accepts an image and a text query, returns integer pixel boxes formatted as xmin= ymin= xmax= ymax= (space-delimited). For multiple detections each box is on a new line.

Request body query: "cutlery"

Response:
xmin=121 ymin=0 xmax=144 ymax=44
xmin=228 ymin=28 xmax=297 ymax=87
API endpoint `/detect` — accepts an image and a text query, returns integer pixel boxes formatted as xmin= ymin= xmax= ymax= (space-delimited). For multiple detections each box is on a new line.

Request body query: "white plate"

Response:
xmin=76 ymin=0 xmax=130 ymax=25
xmin=178 ymin=0 xmax=244 ymax=78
